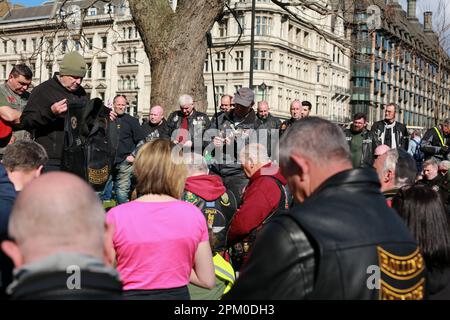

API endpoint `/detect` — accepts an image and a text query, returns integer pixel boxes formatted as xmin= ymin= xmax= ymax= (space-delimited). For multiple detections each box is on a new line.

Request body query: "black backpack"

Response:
xmin=61 ymin=98 xmax=118 ymax=192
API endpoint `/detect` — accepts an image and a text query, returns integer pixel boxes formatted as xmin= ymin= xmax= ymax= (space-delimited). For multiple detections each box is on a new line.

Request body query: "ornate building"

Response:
xmin=1 ymin=0 xmax=448 ymax=127
xmin=349 ymin=0 xmax=450 ymax=127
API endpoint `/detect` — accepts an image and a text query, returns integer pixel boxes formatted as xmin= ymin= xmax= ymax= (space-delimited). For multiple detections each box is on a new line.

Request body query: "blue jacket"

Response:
xmin=0 ymin=163 xmax=15 ymax=240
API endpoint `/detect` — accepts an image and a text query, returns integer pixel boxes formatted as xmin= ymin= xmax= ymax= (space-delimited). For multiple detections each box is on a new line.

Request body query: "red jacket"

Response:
xmin=227 ymin=163 xmax=287 ymax=244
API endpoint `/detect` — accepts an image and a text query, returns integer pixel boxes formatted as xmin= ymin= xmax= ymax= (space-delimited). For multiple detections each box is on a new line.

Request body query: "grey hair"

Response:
xmin=386 ymin=103 xmax=398 ymax=112
xmin=383 ymin=149 xmax=416 ymax=187
xmin=179 ymin=94 xmax=193 ymax=106
xmin=184 ymin=152 xmax=209 ymax=176
xmin=382 ymin=149 xmax=399 ymax=179
xmin=240 ymin=143 xmax=270 ymax=165
xmin=439 ymin=160 xmax=450 ymax=170
xmin=279 ymin=117 xmax=350 ymax=167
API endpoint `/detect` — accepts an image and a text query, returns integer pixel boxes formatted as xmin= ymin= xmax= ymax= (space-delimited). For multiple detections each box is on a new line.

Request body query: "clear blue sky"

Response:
xmin=10 ymin=0 xmax=49 ymax=6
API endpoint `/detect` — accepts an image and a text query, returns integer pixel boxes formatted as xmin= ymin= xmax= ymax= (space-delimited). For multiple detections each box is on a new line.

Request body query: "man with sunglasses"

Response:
xmin=0 ymin=64 xmax=32 ymax=156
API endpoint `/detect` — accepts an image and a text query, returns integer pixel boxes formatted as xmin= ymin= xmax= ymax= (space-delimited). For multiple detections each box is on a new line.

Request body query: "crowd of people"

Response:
xmin=1 ymin=52 xmax=450 ymax=300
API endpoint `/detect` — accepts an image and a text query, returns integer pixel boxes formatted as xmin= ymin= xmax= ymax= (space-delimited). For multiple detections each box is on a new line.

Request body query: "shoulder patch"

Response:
xmin=220 ymin=193 xmax=230 ymax=207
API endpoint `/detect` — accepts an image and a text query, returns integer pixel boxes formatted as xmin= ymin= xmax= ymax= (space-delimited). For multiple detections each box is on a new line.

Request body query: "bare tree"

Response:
xmin=128 ymin=0 xmax=224 ymax=115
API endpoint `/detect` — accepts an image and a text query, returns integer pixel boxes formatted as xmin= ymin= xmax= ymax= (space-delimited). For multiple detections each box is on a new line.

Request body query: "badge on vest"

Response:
xmin=220 ymin=193 xmax=230 ymax=207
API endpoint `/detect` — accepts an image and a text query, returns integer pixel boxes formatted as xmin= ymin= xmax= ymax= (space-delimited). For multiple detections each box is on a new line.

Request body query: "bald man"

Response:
xmin=141 ymin=105 xmax=170 ymax=141
xmin=1 ymin=172 xmax=122 ymax=299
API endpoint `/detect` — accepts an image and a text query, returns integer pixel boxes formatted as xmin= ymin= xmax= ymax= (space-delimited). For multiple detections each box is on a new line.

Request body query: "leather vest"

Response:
xmin=290 ymin=169 xmax=426 ymax=299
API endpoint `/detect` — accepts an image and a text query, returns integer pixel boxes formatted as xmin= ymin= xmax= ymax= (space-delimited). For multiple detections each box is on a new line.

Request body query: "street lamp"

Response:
xmin=134 ymin=85 xmax=140 ymax=118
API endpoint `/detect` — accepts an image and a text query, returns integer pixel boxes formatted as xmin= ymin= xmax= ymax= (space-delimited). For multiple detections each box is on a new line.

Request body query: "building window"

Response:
xmin=2 ymin=64 xmax=7 ymax=79
xmin=118 ymin=76 xmax=124 ymax=90
xmin=287 ymin=56 xmax=293 ymax=76
xmin=22 ymin=39 xmax=27 ymax=51
xmin=237 ymin=15 xmax=245 ymax=34
xmin=278 ymin=88 xmax=283 ymax=110
xmin=216 ymin=52 xmax=225 ymax=71
xmin=303 ymin=32 xmax=309 ymax=48
xmin=100 ymin=62 xmax=106 ymax=78
xmin=12 ymin=40 xmax=16 ymax=53
xmin=128 ymin=27 xmax=133 ymax=39
xmin=235 ymin=50 xmax=243 ymax=71
xmin=127 ymin=49 xmax=132 ymax=63
xmin=104 ymin=3 xmax=114 ymax=14
xmin=234 ymin=85 xmax=242 ymax=93
xmin=204 ymin=55 xmax=209 ymax=72
xmin=101 ymin=36 xmax=107 ymax=49
xmin=253 ymin=50 xmax=272 ymax=71
xmin=86 ymin=63 xmax=92 ymax=78
xmin=218 ymin=20 xmax=228 ymax=37
xmin=30 ymin=63 xmax=36 ymax=75
xmin=256 ymin=16 xmax=272 ymax=36
xmin=47 ymin=64 xmax=52 ymax=80
xmin=279 ymin=54 xmax=284 ymax=74
xmin=316 ymin=65 xmax=321 ymax=82
xmin=214 ymin=85 xmax=225 ymax=106
xmin=3 ymin=41 xmax=7 ymax=53
xmin=303 ymin=62 xmax=309 ymax=81
xmin=99 ymin=91 xmax=105 ymax=101
xmin=88 ymin=7 xmax=97 ymax=16
xmin=86 ymin=37 xmax=93 ymax=50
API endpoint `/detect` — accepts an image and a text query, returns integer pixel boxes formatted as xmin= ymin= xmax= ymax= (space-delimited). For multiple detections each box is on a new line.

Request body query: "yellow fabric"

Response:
xmin=213 ymin=253 xmax=235 ymax=294
xmin=434 ymin=126 xmax=446 ymax=147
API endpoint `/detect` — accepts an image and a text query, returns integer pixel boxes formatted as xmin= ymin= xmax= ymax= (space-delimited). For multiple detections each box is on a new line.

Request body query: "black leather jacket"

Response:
xmin=344 ymin=127 xmax=378 ymax=167
xmin=371 ymin=120 xmax=409 ymax=150
xmin=224 ymin=168 xmax=425 ymax=300
xmin=167 ymin=109 xmax=211 ymax=144
xmin=421 ymin=126 xmax=450 ymax=161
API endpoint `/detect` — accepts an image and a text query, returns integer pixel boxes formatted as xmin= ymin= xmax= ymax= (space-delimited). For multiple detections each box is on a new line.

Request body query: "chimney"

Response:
xmin=424 ymin=11 xmax=433 ymax=32
xmin=407 ymin=0 xmax=417 ymax=19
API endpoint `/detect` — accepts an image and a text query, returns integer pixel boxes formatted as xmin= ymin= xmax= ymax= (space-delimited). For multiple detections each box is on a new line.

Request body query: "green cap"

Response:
xmin=59 ymin=51 xmax=87 ymax=77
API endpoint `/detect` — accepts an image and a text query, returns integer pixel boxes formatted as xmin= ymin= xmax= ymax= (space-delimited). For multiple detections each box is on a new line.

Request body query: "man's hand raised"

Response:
xmin=50 ymin=99 xmax=68 ymax=115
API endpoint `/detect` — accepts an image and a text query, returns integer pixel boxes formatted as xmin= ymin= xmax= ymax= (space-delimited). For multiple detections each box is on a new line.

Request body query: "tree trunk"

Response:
xmin=129 ymin=0 xmax=224 ymax=117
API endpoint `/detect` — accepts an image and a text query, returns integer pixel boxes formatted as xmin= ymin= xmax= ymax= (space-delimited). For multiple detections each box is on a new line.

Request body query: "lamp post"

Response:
xmin=134 ymin=85 xmax=140 ymax=118
xmin=249 ymin=0 xmax=256 ymax=89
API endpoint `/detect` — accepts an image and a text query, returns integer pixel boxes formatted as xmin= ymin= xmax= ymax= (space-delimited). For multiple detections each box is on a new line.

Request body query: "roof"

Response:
xmin=0 ymin=0 xmax=123 ymax=23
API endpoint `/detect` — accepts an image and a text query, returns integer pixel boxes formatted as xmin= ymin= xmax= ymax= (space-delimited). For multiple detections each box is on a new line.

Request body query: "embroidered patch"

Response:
xmin=377 ymin=246 xmax=425 ymax=300
xmin=220 ymin=193 xmax=230 ymax=207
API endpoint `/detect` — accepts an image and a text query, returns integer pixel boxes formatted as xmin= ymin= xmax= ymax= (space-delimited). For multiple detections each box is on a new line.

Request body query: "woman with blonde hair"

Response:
xmin=106 ymin=139 xmax=215 ymax=299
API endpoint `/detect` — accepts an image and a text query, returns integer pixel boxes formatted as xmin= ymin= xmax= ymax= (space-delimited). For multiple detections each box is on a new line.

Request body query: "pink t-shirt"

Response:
xmin=106 ymin=200 xmax=209 ymax=291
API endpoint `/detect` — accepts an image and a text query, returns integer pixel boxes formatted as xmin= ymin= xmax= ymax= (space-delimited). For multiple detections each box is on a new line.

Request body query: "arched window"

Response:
xmin=126 ymin=76 xmax=131 ymax=90
xmin=119 ymin=76 xmax=124 ymax=90
xmin=127 ymin=49 xmax=132 ymax=63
